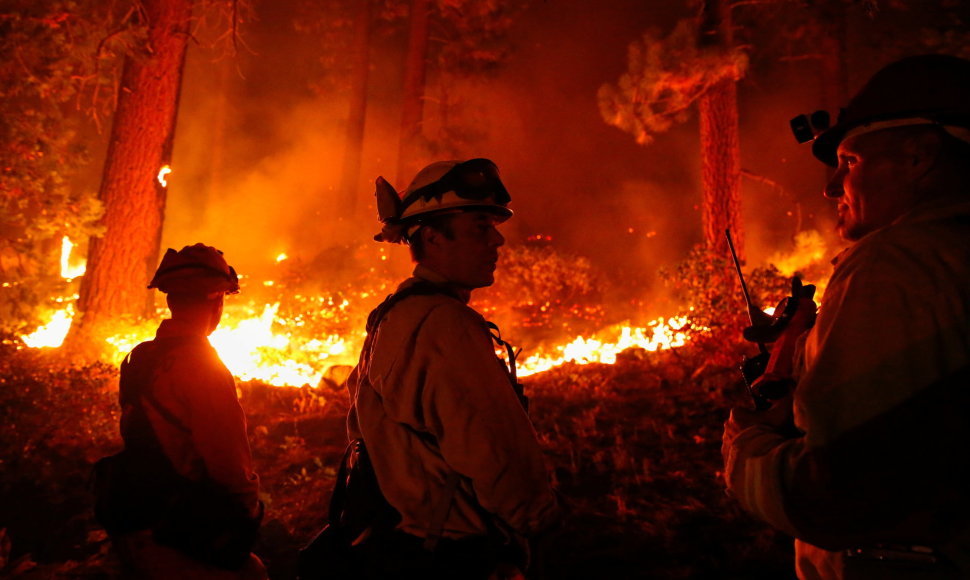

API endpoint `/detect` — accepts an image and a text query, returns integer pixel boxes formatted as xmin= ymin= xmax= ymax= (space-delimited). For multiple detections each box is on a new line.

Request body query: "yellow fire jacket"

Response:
xmin=724 ymin=198 xmax=970 ymax=579
xmin=347 ymin=265 xmax=560 ymax=542
xmin=121 ymin=318 xmax=261 ymax=518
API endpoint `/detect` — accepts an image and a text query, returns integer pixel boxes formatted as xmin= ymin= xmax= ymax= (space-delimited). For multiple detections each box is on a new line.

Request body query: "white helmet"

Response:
xmin=374 ymin=158 xmax=512 ymax=243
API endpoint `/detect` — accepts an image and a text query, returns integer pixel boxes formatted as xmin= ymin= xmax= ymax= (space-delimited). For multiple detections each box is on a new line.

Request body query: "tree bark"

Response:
xmin=396 ymin=0 xmax=431 ymax=185
xmin=699 ymin=79 xmax=742 ymax=259
xmin=340 ymin=0 xmax=374 ymax=221
xmin=698 ymin=0 xmax=742 ymax=259
xmin=67 ymin=0 xmax=193 ymax=354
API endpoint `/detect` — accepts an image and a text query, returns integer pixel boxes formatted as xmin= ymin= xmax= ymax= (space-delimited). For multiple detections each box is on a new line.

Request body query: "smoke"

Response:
xmin=160 ymin=0 xmax=847 ymax=308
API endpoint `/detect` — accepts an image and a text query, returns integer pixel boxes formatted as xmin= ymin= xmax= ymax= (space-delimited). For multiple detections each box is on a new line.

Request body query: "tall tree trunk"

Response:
xmin=698 ymin=0 xmax=742 ymax=259
xmin=340 ymin=0 xmax=374 ymax=222
xmin=66 ymin=0 xmax=193 ymax=354
xmin=396 ymin=0 xmax=431 ymax=184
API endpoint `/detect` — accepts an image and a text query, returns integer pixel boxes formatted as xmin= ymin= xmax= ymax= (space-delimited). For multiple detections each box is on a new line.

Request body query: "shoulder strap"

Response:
xmin=365 ymin=280 xmax=460 ymax=334
xmin=487 ymin=321 xmax=528 ymax=412
xmin=358 ymin=280 xmax=460 ymax=384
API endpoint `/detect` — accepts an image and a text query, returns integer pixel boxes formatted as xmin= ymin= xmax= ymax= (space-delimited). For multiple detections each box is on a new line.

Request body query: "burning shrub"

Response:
xmin=477 ymin=240 xmax=606 ymax=344
xmin=659 ymin=245 xmax=790 ymax=368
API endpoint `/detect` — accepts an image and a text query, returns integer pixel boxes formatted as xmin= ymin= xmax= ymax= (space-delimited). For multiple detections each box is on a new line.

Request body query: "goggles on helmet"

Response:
xmin=399 ymin=158 xmax=510 ymax=212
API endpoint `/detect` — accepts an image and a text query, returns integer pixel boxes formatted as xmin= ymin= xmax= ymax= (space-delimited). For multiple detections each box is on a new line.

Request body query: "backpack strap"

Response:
xmin=487 ymin=321 xmax=528 ymax=412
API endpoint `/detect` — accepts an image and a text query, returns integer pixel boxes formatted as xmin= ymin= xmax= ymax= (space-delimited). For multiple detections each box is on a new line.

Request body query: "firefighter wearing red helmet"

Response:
xmin=95 ymin=244 xmax=267 ymax=579
xmin=723 ymin=55 xmax=970 ymax=579
xmin=300 ymin=160 xmax=560 ymax=579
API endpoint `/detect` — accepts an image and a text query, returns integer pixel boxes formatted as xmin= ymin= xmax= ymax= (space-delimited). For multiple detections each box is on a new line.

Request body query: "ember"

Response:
xmin=157 ymin=164 xmax=172 ymax=188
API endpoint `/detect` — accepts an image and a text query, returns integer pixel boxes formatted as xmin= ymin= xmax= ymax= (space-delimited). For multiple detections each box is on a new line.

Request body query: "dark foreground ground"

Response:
xmin=0 ymin=339 xmax=795 ymax=579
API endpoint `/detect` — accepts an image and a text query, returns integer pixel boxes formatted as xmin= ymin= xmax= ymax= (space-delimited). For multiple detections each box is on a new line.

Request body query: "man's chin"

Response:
xmin=838 ymin=223 xmax=869 ymax=242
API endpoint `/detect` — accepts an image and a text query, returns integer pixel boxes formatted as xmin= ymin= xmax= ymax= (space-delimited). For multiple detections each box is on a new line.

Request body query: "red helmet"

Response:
xmin=808 ymin=54 xmax=970 ymax=166
xmin=148 ymin=243 xmax=239 ymax=295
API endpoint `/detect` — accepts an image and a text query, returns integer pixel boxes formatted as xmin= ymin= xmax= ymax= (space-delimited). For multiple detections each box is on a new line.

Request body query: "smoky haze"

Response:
xmin=162 ymin=0 xmax=881 ymax=314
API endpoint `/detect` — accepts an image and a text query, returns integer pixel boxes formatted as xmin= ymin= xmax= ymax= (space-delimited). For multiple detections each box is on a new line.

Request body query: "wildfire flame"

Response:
xmin=21 ymin=232 xmax=834 ymax=388
xmin=157 ymin=165 xmax=172 ymax=188
xmin=517 ymin=316 xmax=694 ymax=376
xmin=60 ymin=236 xmax=86 ymax=280
xmin=21 ymin=304 xmax=75 ymax=349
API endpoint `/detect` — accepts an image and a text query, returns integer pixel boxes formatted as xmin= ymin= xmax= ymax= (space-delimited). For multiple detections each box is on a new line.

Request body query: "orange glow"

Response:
xmin=517 ymin=315 xmax=696 ymax=376
xmin=20 ymin=230 xmax=839 ymax=385
xmin=21 ymin=305 xmax=75 ymax=348
xmin=19 ymin=280 xmax=702 ymax=386
xmin=60 ymin=236 xmax=86 ymax=280
xmin=768 ymin=229 xmax=832 ymax=299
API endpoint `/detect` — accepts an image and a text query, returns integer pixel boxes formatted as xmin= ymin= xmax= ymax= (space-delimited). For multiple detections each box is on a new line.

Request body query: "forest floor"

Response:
xmin=0 ymin=338 xmax=796 ymax=580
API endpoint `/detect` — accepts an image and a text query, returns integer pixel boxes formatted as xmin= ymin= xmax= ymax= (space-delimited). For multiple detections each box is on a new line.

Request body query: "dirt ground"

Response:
xmin=0 ymin=343 xmax=795 ymax=579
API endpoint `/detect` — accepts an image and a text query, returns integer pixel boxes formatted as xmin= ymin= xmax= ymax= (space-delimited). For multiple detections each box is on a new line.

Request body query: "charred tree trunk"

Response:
xmin=340 ymin=0 xmax=374 ymax=222
xmin=66 ymin=0 xmax=193 ymax=354
xmin=396 ymin=0 xmax=431 ymax=184
xmin=698 ymin=0 xmax=742 ymax=259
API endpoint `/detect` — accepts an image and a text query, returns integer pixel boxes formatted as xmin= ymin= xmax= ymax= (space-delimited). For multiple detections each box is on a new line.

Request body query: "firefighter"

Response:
xmin=100 ymin=244 xmax=267 ymax=579
xmin=722 ymin=54 xmax=970 ymax=579
xmin=313 ymin=159 xmax=560 ymax=579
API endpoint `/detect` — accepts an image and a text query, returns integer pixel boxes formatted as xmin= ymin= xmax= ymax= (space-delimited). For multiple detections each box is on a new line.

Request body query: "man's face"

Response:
xmin=824 ymin=130 xmax=921 ymax=241
xmin=422 ymin=210 xmax=505 ymax=289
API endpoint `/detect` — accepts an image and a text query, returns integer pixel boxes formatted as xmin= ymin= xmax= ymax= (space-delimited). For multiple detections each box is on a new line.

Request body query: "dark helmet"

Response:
xmin=805 ymin=54 xmax=970 ymax=166
xmin=374 ymin=158 xmax=513 ymax=243
xmin=148 ymin=243 xmax=239 ymax=295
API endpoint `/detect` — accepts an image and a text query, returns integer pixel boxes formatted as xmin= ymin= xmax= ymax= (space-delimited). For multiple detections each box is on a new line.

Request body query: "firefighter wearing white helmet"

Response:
xmin=723 ymin=54 xmax=970 ymax=580
xmin=96 ymin=244 xmax=267 ymax=580
xmin=304 ymin=160 xmax=560 ymax=578
xmin=373 ymin=158 xmax=512 ymax=245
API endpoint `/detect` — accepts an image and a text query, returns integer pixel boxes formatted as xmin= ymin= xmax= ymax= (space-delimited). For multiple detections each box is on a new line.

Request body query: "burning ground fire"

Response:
xmin=20 ymin=238 xmax=699 ymax=387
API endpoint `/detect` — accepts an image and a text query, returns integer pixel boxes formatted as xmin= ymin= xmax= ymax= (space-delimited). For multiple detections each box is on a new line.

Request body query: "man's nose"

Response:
xmin=823 ymin=170 xmax=845 ymax=198
xmin=490 ymin=227 xmax=505 ymax=247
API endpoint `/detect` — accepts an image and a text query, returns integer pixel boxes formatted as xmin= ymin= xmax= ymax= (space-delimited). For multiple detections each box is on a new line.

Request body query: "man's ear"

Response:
xmin=421 ymin=225 xmax=445 ymax=249
xmin=908 ymin=129 xmax=943 ymax=176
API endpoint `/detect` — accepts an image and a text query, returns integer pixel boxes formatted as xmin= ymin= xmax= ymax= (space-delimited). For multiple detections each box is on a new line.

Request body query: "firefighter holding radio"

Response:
xmin=722 ymin=54 xmax=970 ymax=579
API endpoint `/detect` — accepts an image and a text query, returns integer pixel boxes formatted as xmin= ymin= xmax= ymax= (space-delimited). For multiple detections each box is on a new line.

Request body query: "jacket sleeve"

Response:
xmin=723 ymin=239 xmax=970 ymax=549
xmin=414 ymin=304 xmax=560 ymax=536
